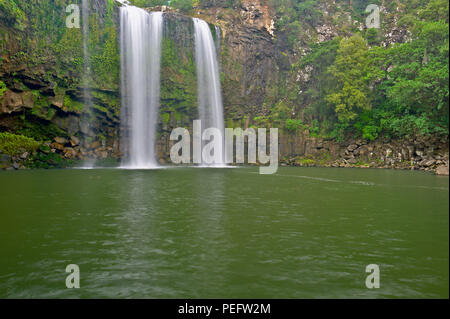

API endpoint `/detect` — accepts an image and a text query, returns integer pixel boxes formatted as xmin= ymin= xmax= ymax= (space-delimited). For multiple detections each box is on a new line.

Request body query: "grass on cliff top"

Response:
xmin=0 ymin=132 xmax=41 ymax=156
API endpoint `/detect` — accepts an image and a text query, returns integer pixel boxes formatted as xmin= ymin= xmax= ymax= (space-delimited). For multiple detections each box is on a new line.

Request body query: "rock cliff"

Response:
xmin=0 ymin=0 xmax=448 ymax=174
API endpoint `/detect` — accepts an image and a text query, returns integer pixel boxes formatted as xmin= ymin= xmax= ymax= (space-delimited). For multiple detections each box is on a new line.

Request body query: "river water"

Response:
xmin=0 ymin=167 xmax=448 ymax=298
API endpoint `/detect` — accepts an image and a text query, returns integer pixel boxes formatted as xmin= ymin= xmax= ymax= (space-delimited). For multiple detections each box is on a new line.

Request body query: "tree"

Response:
xmin=378 ymin=19 xmax=449 ymax=136
xmin=418 ymin=0 xmax=449 ymax=22
xmin=326 ymin=35 xmax=372 ymax=124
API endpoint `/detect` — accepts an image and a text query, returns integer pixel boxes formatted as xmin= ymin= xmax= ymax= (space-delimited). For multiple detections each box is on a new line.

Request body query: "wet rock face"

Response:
xmin=221 ymin=25 xmax=282 ymax=115
xmin=193 ymin=0 xmax=288 ymax=120
xmin=0 ymin=0 xmax=121 ymax=165
xmin=240 ymin=0 xmax=275 ymax=34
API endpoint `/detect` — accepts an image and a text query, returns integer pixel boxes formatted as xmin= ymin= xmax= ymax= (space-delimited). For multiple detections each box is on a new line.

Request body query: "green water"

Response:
xmin=0 ymin=167 xmax=448 ymax=298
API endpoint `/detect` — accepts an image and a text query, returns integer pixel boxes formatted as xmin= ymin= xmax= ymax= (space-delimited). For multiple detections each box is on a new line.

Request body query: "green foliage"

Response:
xmin=418 ymin=0 xmax=449 ymax=22
xmin=329 ymin=123 xmax=348 ymax=142
xmin=91 ymin=90 xmax=120 ymax=117
xmin=268 ymin=0 xmax=448 ymax=142
xmin=0 ymin=0 xmax=27 ymax=31
xmin=271 ymin=100 xmax=291 ymax=121
xmin=285 ymin=119 xmax=304 ymax=132
xmin=385 ymin=21 xmax=449 ymax=113
xmin=89 ymin=1 xmax=120 ymax=88
xmin=0 ymin=0 xmax=448 ymax=149
xmin=351 ymin=0 xmax=382 ymax=14
xmin=297 ymin=38 xmax=340 ymax=124
xmin=29 ymin=150 xmax=77 ymax=169
xmin=381 ymin=114 xmax=447 ymax=137
xmin=64 ymin=96 xmax=85 ymax=113
xmin=91 ymin=26 xmax=120 ymax=88
xmin=295 ymin=0 xmax=321 ymax=24
xmin=309 ymin=119 xmax=320 ymax=137
xmin=16 ymin=115 xmax=67 ymax=142
xmin=353 ymin=111 xmax=380 ymax=140
xmin=7 ymin=0 xmax=120 ymax=91
xmin=269 ymin=0 xmax=322 ymax=49
xmin=373 ymin=7 xmax=449 ymax=138
xmin=0 ymin=80 xmax=6 ymax=97
xmin=326 ymin=35 xmax=372 ymax=124
xmin=297 ymin=158 xmax=315 ymax=165
xmin=160 ymin=37 xmax=197 ymax=118
xmin=162 ymin=112 xmax=171 ymax=124
xmin=170 ymin=0 xmax=194 ymax=12
xmin=129 ymin=0 xmax=167 ymax=7
xmin=364 ymin=28 xmax=381 ymax=46
xmin=0 ymin=132 xmax=40 ymax=156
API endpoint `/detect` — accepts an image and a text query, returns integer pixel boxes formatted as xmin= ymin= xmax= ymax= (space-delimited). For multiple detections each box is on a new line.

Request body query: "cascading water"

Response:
xmin=81 ymin=0 xmax=95 ymax=168
xmin=214 ymin=26 xmax=221 ymax=54
xmin=81 ymin=0 xmax=91 ymax=111
xmin=193 ymin=18 xmax=225 ymax=166
xmin=120 ymin=6 xmax=163 ymax=168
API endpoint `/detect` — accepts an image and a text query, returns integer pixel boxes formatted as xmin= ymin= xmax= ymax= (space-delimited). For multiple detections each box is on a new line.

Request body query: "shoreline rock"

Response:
xmin=436 ymin=165 xmax=449 ymax=176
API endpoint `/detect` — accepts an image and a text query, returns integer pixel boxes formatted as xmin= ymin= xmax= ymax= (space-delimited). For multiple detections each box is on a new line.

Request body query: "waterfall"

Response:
xmin=214 ymin=26 xmax=221 ymax=54
xmin=193 ymin=18 xmax=225 ymax=165
xmin=120 ymin=7 xmax=163 ymax=168
xmin=81 ymin=0 xmax=91 ymax=110
xmin=81 ymin=0 xmax=95 ymax=168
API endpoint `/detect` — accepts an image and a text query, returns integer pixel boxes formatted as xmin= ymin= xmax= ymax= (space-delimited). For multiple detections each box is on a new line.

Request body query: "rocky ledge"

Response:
xmin=279 ymin=133 xmax=449 ymax=176
xmin=0 ymin=134 xmax=120 ymax=170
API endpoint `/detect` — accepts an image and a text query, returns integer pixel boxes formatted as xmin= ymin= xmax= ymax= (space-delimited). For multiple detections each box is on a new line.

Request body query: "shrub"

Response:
xmin=0 ymin=132 xmax=41 ymax=156
xmin=285 ymin=119 xmax=304 ymax=132
xmin=0 ymin=80 xmax=6 ymax=97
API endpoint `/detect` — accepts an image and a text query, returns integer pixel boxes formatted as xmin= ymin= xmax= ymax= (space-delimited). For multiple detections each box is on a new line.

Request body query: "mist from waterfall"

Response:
xmin=81 ymin=0 xmax=95 ymax=168
xmin=193 ymin=18 xmax=225 ymax=166
xmin=120 ymin=7 xmax=163 ymax=168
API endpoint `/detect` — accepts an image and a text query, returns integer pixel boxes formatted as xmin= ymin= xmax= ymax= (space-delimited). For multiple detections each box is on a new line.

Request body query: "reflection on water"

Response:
xmin=0 ymin=167 xmax=448 ymax=298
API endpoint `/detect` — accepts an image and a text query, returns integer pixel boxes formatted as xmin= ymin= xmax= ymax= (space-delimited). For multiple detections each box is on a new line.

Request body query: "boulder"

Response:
xmin=22 ymin=91 xmax=34 ymax=109
xmin=1 ymin=90 xmax=23 ymax=114
xmin=386 ymin=148 xmax=393 ymax=158
xmin=63 ymin=147 xmax=76 ymax=159
xmin=20 ymin=152 xmax=29 ymax=160
xmin=54 ymin=137 xmax=68 ymax=145
xmin=50 ymin=142 xmax=65 ymax=151
xmin=91 ymin=141 xmax=101 ymax=150
xmin=358 ymin=146 xmax=369 ymax=156
xmin=436 ymin=165 xmax=449 ymax=176
xmin=50 ymin=95 xmax=64 ymax=109
xmin=423 ymin=159 xmax=436 ymax=167
xmin=70 ymin=136 xmax=80 ymax=147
